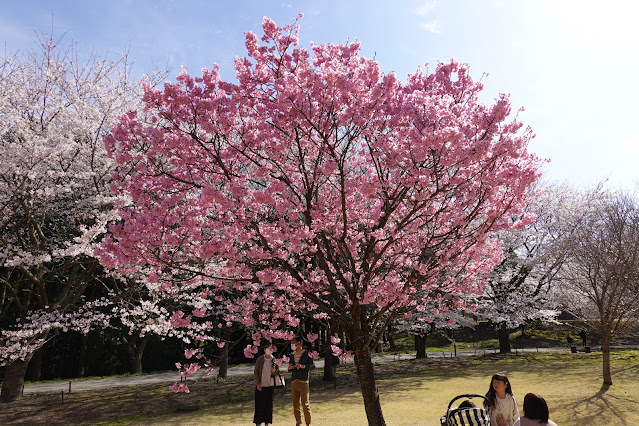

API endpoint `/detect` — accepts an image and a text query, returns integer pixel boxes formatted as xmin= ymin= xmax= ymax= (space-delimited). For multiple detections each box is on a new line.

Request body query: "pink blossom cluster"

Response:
xmin=175 ymin=362 xmax=201 ymax=377
xmin=170 ymin=382 xmax=190 ymax=393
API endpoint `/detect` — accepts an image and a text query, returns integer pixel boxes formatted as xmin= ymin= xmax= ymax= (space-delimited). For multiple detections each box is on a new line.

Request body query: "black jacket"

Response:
xmin=288 ymin=350 xmax=315 ymax=381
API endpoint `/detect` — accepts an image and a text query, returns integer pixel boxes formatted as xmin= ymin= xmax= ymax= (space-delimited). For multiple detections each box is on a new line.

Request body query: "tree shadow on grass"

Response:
xmin=9 ymin=352 xmax=634 ymax=425
xmin=176 ymin=352 xmax=639 ymax=425
xmin=358 ymin=352 xmax=639 ymax=424
xmin=563 ymin=383 xmax=639 ymax=425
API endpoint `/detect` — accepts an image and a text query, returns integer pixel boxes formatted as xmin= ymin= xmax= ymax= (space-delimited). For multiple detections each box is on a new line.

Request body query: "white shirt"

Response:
xmin=261 ymin=357 xmax=273 ymax=387
xmin=490 ymin=393 xmax=520 ymax=426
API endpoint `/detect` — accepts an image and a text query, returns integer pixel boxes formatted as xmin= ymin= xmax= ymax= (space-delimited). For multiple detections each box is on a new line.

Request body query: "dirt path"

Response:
xmin=22 ymin=347 xmax=572 ymax=395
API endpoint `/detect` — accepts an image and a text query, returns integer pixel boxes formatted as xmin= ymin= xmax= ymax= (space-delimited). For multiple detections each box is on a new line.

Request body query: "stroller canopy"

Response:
xmin=442 ymin=393 xmax=490 ymax=426
xmin=447 ymin=406 xmax=490 ymax=426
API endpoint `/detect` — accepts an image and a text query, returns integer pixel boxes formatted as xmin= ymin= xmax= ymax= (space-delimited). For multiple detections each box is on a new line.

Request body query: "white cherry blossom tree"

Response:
xmin=558 ymin=187 xmax=639 ymax=386
xmin=0 ymin=34 xmax=139 ymax=402
xmin=475 ymin=182 xmax=575 ymax=352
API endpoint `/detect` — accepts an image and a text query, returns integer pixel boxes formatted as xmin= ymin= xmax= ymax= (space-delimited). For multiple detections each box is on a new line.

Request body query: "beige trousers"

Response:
xmin=291 ymin=379 xmax=311 ymax=425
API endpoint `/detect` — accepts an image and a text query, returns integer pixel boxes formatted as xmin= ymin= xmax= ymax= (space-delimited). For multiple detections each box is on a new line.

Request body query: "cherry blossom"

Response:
xmin=102 ymin=16 xmax=541 ymax=424
xmin=476 ymin=182 xmax=573 ymax=353
xmin=0 ymin=34 xmax=146 ymax=402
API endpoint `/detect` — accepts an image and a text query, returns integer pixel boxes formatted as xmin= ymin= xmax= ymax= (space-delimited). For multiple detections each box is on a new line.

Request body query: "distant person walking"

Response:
xmin=288 ymin=335 xmax=315 ymax=426
xmin=253 ymin=345 xmax=279 ymax=426
xmin=579 ymin=329 xmax=587 ymax=347
xmin=513 ymin=393 xmax=558 ymax=426
xmin=485 ymin=373 xmax=520 ymax=426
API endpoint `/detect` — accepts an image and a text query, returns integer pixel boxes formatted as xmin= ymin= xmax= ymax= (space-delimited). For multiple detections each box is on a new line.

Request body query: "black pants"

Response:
xmin=254 ymin=386 xmax=274 ymax=425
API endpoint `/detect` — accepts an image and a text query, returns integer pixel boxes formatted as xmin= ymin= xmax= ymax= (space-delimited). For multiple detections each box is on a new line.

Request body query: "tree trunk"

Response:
xmin=323 ymin=340 xmax=336 ymax=382
xmin=352 ymin=343 xmax=386 ymax=425
xmin=602 ymin=333 xmax=612 ymax=385
xmin=128 ymin=335 xmax=149 ymax=374
xmin=28 ymin=348 xmax=43 ymax=382
xmin=323 ymin=321 xmax=337 ymax=382
xmin=218 ymin=342 xmax=229 ymax=379
xmin=387 ymin=329 xmax=395 ymax=351
xmin=520 ymin=323 xmax=528 ymax=339
xmin=77 ymin=332 xmax=89 ymax=377
xmin=1 ymin=355 xmax=33 ymax=402
xmin=498 ymin=322 xmax=511 ymax=354
xmin=415 ymin=334 xmax=426 ymax=359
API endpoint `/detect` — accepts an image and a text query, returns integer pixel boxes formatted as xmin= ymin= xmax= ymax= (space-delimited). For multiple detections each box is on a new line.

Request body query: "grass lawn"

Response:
xmin=3 ymin=349 xmax=638 ymax=425
xmin=139 ymin=350 xmax=639 ymax=425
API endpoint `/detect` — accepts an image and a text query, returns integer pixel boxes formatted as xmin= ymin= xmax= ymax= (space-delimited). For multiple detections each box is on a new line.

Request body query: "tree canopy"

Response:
xmin=100 ymin=16 xmax=541 ymax=425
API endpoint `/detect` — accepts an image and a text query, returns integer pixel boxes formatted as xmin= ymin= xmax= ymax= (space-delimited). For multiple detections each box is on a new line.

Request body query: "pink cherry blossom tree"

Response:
xmin=0 ymin=34 xmax=141 ymax=402
xmin=101 ymin=16 xmax=541 ymax=425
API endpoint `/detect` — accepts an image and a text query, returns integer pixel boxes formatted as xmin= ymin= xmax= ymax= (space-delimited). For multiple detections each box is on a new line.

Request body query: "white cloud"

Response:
xmin=420 ymin=20 xmax=441 ymax=34
xmin=414 ymin=1 xmax=437 ymax=16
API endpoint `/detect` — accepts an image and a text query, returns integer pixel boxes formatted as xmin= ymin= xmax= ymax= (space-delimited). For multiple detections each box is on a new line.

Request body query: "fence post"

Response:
xmin=69 ymin=381 xmax=72 ymax=393
xmin=61 ymin=391 xmax=64 ymax=403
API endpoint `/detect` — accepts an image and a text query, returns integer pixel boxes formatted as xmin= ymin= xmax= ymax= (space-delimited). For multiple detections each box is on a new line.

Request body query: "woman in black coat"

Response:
xmin=253 ymin=345 xmax=279 ymax=426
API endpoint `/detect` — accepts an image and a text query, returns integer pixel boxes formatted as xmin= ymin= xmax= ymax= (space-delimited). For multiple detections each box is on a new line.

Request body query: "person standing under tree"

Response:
xmin=288 ymin=335 xmax=315 ymax=426
xmin=254 ymin=345 xmax=279 ymax=426
xmin=579 ymin=329 xmax=587 ymax=347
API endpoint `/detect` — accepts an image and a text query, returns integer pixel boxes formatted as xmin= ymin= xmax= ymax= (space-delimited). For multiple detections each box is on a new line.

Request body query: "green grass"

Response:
xmin=6 ymin=346 xmax=637 ymax=425
xmin=129 ymin=349 xmax=639 ymax=425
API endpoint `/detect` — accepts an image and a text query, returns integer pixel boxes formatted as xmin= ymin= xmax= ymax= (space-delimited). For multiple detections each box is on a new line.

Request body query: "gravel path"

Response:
xmin=21 ymin=347 xmax=572 ymax=395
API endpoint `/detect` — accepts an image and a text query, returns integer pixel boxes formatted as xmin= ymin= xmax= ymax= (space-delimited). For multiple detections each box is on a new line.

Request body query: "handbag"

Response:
xmin=271 ymin=372 xmax=286 ymax=388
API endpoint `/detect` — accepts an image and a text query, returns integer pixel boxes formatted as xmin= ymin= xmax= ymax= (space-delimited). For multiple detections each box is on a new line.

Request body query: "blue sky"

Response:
xmin=2 ymin=0 xmax=638 ymax=190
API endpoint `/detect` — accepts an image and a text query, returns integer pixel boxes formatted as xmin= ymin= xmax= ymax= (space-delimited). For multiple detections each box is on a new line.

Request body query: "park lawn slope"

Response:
xmin=138 ymin=350 xmax=639 ymax=425
xmin=1 ymin=350 xmax=638 ymax=425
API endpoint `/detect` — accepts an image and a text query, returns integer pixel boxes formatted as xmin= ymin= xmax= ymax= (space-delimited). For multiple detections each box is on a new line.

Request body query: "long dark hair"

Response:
xmin=485 ymin=373 xmax=513 ymax=408
xmin=523 ymin=393 xmax=550 ymax=423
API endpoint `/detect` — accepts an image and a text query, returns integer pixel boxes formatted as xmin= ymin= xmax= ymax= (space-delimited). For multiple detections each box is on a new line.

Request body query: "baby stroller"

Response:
xmin=440 ymin=393 xmax=490 ymax=426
